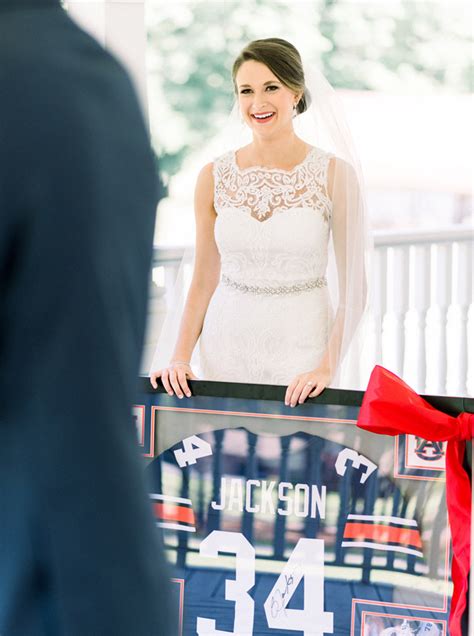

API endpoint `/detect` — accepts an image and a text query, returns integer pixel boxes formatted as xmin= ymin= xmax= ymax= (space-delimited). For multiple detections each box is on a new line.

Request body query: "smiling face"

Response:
xmin=235 ymin=60 xmax=300 ymax=137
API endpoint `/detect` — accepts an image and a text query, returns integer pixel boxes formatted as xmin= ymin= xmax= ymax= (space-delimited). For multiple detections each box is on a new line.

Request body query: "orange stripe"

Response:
xmin=153 ymin=502 xmax=195 ymax=525
xmin=343 ymin=522 xmax=422 ymax=548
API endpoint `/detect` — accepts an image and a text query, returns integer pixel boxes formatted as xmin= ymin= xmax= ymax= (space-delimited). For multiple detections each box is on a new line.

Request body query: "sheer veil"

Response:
xmin=150 ymin=55 xmax=372 ymax=389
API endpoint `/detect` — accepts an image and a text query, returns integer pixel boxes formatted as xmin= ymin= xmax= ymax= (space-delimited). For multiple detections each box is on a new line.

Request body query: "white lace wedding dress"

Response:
xmin=199 ymin=145 xmax=335 ymax=385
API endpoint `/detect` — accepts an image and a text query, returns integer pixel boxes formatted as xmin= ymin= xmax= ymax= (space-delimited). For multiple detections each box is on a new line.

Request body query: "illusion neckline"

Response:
xmin=231 ymin=145 xmax=317 ymax=175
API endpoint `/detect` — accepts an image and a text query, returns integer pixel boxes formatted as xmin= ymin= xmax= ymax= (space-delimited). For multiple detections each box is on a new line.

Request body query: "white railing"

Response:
xmin=372 ymin=227 xmax=473 ymax=396
xmin=143 ymin=226 xmax=473 ymax=396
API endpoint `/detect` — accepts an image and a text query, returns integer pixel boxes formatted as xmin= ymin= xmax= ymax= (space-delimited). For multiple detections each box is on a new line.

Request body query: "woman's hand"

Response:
xmin=150 ymin=361 xmax=197 ymax=398
xmin=285 ymin=365 xmax=331 ymax=407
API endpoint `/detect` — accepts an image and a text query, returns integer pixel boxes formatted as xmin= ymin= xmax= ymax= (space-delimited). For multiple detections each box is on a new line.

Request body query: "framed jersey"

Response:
xmin=137 ymin=381 xmax=454 ymax=636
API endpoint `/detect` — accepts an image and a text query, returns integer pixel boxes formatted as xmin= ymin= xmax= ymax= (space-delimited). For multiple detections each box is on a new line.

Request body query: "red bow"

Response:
xmin=357 ymin=365 xmax=473 ymax=636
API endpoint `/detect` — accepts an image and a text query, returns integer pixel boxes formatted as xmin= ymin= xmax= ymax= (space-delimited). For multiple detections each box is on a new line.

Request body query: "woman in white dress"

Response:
xmin=150 ymin=38 xmax=368 ymax=406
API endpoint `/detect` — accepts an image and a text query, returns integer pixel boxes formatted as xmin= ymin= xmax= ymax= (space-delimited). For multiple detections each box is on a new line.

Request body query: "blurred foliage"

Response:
xmin=318 ymin=0 xmax=473 ymax=91
xmin=146 ymin=0 xmax=472 ymax=184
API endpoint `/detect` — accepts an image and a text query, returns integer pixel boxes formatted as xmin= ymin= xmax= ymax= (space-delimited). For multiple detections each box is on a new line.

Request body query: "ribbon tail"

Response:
xmin=357 ymin=366 xmax=473 ymax=635
xmin=447 ymin=441 xmax=471 ymax=636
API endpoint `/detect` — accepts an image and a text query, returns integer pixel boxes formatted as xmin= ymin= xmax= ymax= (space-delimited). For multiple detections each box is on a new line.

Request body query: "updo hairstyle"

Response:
xmin=231 ymin=38 xmax=311 ymax=115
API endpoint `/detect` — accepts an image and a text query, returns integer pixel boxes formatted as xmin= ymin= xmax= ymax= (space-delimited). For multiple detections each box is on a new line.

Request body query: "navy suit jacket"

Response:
xmin=0 ymin=1 xmax=176 ymax=634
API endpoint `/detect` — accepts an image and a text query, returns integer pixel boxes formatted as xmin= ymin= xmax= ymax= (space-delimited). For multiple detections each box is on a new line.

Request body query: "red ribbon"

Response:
xmin=357 ymin=365 xmax=473 ymax=636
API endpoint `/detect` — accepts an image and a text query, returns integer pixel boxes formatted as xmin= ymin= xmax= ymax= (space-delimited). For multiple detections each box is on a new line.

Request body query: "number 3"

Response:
xmin=197 ymin=531 xmax=255 ymax=635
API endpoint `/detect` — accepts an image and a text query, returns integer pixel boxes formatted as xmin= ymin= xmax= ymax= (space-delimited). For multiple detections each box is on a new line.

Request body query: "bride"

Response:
xmin=150 ymin=38 xmax=368 ymax=406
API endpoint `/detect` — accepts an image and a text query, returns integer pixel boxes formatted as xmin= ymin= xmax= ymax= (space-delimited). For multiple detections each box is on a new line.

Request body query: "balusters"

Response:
xmin=451 ymin=241 xmax=473 ymax=394
xmin=335 ymin=465 xmax=352 ymax=565
xmin=273 ymin=436 xmax=291 ymax=560
xmin=304 ymin=437 xmax=323 ymax=539
xmin=241 ymin=432 xmax=258 ymax=543
xmin=148 ymin=233 xmax=472 ymax=394
xmin=408 ymin=244 xmax=431 ymax=392
xmin=429 ymin=243 xmax=452 ymax=394
xmin=207 ymin=429 xmax=224 ymax=533
xmin=176 ymin=468 xmax=190 ymax=570
xmin=361 ymin=472 xmax=378 ymax=584
xmin=372 ymin=235 xmax=472 ymax=395
xmin=386 ymin=246 xmax=410 ymax=376
xmin=196 ymin=468 xmax=205 ymax=528
xmin=373 ymin=247 xmax=388 ymax=368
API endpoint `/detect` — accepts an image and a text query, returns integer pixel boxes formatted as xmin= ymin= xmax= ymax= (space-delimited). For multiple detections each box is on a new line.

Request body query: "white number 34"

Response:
xmin=196 ymin=531 xmax=334 ymax=636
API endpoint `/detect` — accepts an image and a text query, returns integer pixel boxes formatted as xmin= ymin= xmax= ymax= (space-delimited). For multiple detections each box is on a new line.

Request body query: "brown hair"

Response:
xmin=232 ymin=38 xmax=311 ymax=115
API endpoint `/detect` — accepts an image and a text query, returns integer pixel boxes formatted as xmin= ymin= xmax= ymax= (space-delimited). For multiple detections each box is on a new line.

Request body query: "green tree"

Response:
xmin=147 ymin=0 xmax=472 ymax=183
xmin=318 ymin=0 xmax=472 ymax=92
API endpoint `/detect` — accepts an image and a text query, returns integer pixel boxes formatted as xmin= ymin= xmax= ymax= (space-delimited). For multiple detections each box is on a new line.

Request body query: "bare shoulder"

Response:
xmin=195 ymin=162 xmax=214 ymax=196
xmin=196 ymin=162 xmax=214 ymax=187
xmin=194 ymin=162 xmax=215 ymax=216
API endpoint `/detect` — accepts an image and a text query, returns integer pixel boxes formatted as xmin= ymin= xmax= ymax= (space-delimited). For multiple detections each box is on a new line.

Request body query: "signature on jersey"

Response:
xmin=269 ymin=565 xmax=301 ymax=619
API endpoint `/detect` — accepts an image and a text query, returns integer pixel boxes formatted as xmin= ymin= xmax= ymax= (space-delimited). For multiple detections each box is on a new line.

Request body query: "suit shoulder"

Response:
xmin=0 ymin=9 xmax=138 ymax=122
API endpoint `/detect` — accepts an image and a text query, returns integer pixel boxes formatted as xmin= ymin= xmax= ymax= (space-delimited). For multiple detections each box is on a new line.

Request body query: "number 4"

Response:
xmin=174 ymin=435 xmax=212 ymax=468
xmin=264 ymin=538 xmax=333 ymax=635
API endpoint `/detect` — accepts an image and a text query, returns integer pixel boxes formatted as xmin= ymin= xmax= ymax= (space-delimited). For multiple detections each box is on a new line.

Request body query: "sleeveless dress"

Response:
xmin=199 ymin=146 xmax=334 ymax=385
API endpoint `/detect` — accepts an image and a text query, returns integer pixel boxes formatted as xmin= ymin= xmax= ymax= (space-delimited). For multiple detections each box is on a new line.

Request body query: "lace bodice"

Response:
xmin=198 ymin=147 xmax=334 ymax=383
xmin=212 ymin=146 xmax=334 ymax=287
xmin=214 ymin=146 xmax=333 ymax=222
xmin=199 ymin=146 xmax=335 ymax=384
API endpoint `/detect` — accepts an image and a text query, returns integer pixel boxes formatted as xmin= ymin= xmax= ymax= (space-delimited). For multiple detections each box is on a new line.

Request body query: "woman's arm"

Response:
xmin=150 ymin=162 xmax=220 ymax=396
xmin=329 ymin=155 xmax=368 ymax=352
xmin=321 ymin=155 xmax=367 ymax=378
xmin=285 ymin=156 xmax=367 ymax=405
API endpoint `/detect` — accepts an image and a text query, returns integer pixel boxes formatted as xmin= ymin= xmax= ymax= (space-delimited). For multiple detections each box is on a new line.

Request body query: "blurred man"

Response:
xmin=0 ymin=0 xmax=176 ymax=634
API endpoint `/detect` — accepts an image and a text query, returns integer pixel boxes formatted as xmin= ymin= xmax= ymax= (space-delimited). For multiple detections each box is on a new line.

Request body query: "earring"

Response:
xmin=292 ymin=104 xmax=298 ymax=118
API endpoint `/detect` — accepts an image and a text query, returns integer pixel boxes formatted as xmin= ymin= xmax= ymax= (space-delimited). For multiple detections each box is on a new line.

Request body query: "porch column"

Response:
xmin=67 ymin=0 xmax=148 ymax=117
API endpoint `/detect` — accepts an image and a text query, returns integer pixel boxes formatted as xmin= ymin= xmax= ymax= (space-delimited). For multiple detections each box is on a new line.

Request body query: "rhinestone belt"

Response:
xmin=222 ymin=274 xmax=327 ymax=296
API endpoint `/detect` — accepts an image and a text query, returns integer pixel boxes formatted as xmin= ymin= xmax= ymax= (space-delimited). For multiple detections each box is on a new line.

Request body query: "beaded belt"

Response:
xmin=222 ymin=274 xmax=327 ymax=296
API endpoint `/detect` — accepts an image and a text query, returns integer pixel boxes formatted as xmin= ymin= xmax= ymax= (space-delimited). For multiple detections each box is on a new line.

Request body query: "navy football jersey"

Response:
xmin=145 ymin=427 xmax=449 ymax=636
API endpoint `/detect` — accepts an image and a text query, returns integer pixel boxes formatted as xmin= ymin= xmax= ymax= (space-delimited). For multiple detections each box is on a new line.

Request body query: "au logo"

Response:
xmin=414 ymin=438 xmax=445 ymax=462
xmin=396 ymin=434 xmax=446 ymax=478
